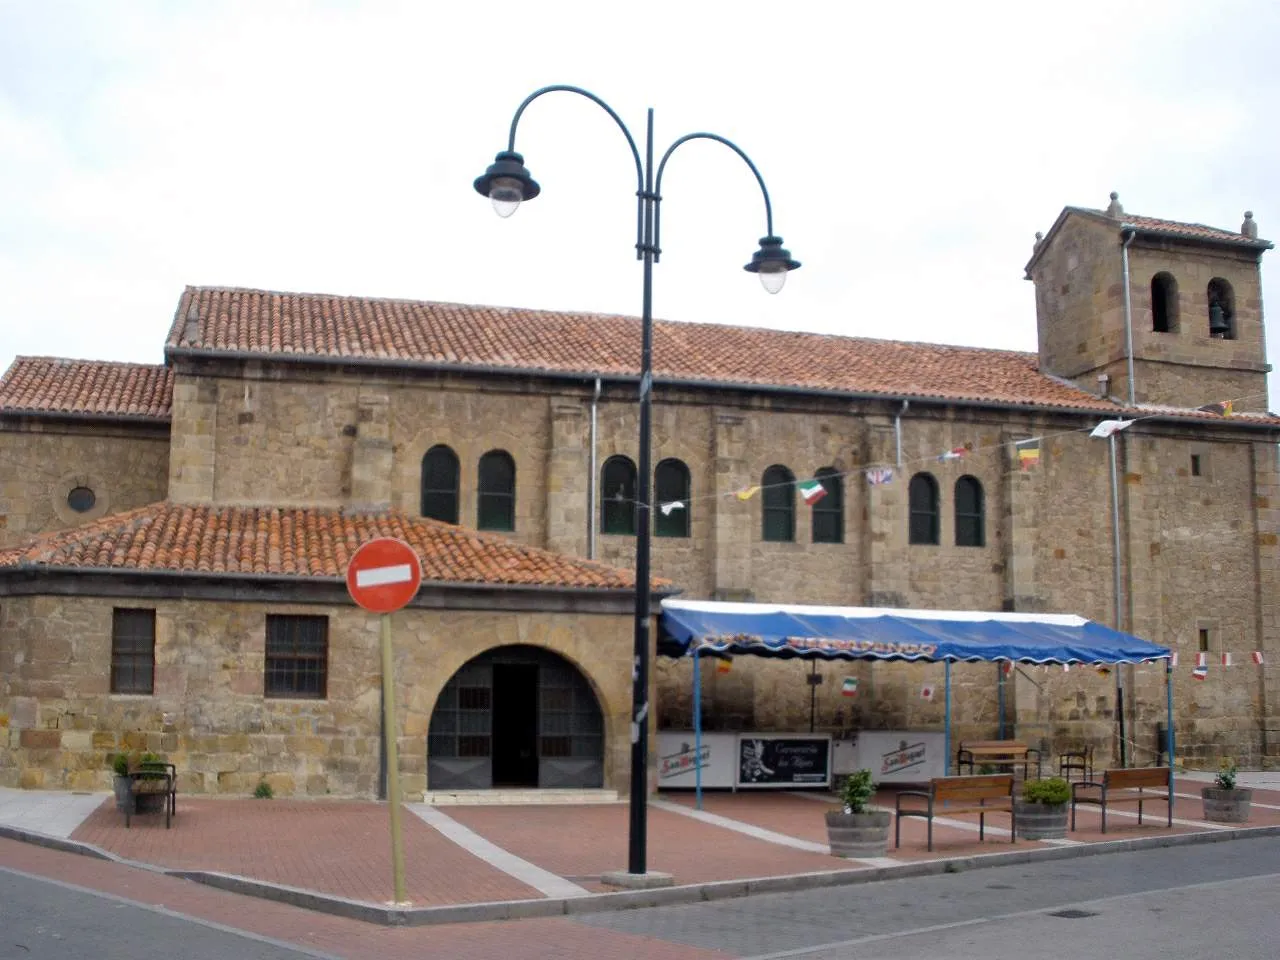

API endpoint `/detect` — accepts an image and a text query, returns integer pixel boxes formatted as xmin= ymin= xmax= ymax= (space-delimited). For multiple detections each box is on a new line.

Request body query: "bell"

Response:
xmin=1209 ymin=302 xmax=1230 ymax=337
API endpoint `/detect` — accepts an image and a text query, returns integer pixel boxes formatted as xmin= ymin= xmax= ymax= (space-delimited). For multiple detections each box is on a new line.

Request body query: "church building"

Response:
xmin=1 ymin=194 xmax=1277 ymax=798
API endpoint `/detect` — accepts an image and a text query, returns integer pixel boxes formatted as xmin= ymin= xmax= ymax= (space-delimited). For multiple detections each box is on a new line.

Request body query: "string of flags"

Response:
xmin=645 ymin=390 xmax=1262 ymax=516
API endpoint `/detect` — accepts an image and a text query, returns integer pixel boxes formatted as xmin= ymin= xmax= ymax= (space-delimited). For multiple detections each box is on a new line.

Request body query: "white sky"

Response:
xmin=2 ymin=0 xmax=1278 ymax=409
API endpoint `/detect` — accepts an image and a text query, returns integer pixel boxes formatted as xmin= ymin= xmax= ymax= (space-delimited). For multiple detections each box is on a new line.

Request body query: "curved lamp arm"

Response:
xmin=654 ymin=132 xmax=776 ymax=259
xmin=507 ymin=85 xmax=644 ymax=192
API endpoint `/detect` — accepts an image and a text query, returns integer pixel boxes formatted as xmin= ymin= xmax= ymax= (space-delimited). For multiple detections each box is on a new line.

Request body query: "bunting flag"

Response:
xmin=734 ymin=486 xmax=760 ymax=501
xmin=1198 ymin=400 xmax=1234 ymax=417
xmin=716 ymin=657 xmax=733 ymax=674
xmin=659 ymin=501 xmax=685 ymax=516
xmin=865 ymin=467 xmax=895 ymax=486
xmin=1171 ymin=652 xmax=1179 ymax=667
xmin=1001 ymin=661 xmax=1013 ymax=676
xmin=919 ymin=684 xmax=936 ymax=701
xmin=1254 ymin=651 xmax=1265 ymax=666
xmin=1063 ymin=664 xmax=1071 ymax=672
xmin=1193 ymin=666 xmax=1209 ymax=680
xmin=1196 ymin=652 xmax=1208 ymax=668
xmin=1221 ymin=652 xmax=1232 ymax=668
xmin=1096 ymin=666 xmax=1112 ymax=676
xmin=938 ymin=444 xmax=971 ymax=462
xmin=1016 ymin=438 xmax=1042 ymax=471
xmin=1090 ymin=418 xmax=1135 ymax=439
xmin=841 ymin=676 xmax=859 ymax=697
xmin=798 ymin=479 xmax=827 ymax=505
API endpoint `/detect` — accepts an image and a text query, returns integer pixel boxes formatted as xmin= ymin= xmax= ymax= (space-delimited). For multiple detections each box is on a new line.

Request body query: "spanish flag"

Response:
xmin=1016 ymin=438 xmax=1041 ymax=472
xmin=1198 ymin=400 xmax=1233 ymax=417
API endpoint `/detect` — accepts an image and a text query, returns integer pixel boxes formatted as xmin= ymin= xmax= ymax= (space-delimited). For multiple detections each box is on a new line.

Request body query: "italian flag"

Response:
xmin=799 ymin=479 xmax=827 ymax=505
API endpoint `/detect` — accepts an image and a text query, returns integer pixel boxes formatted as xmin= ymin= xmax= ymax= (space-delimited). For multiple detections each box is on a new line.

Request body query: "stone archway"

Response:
xmin=427 ymin=644 xmax=604 ymax=791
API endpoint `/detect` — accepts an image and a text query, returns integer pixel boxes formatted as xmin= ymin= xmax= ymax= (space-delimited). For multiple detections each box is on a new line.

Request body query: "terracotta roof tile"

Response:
xmin=0 ymin=503 xmax=643 ymax=591
xmin=0 ymin=357 xmax=172 ymax=421
xmin=166 ymin=287 xmax=1114 ymax=411
xmin=1067 ymin=207 xmax=1272 ymax=248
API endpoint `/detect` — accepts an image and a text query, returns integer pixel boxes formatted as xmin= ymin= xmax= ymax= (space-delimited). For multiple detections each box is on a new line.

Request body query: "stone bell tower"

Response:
xmin=1025 ymin=192 xmax=1273 ymax=410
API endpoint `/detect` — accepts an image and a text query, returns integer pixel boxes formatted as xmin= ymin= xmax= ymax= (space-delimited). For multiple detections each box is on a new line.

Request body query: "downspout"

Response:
xmin=1121 ymin=227 xmax=1137 ymax=407
xmin=588 ymin=378 xmax=601 ymax=560
xmin=1109 ymin=431 xmax=1127 ymax=766
xmin=893 ymin=400 xmax=909 ymax=466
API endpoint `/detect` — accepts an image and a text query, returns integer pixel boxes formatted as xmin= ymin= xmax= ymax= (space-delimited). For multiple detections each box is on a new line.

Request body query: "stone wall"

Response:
xmin=0 ymin=422 xmax=169 ymax=550
xmin=0 ymin=594 xmax=635 ymax=799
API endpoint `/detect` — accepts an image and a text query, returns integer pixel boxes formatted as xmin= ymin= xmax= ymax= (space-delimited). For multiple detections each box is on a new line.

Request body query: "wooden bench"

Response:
xmin=125 ymin=762 xmax=176 ymax=829
xmin=1070 ymin=766 xmax=1172 ymax=834
xmin=895 ymin=774 xmax=1016 ymax=851
xmin=956 ymin=740 xmax=1042 ymax=779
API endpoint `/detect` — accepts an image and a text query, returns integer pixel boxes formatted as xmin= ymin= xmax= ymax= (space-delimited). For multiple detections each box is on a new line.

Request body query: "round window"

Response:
xmin=67 ymin=486 xmax=97 ymax=513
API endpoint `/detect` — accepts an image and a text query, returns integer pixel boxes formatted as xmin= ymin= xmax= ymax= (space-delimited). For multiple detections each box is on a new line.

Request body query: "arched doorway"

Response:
xmin=427 ymin=645 xmax=604 ymax=790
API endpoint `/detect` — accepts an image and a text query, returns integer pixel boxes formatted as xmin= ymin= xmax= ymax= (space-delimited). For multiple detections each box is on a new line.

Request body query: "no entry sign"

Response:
xmin=345 ymin=537 xmax=423 ymax=613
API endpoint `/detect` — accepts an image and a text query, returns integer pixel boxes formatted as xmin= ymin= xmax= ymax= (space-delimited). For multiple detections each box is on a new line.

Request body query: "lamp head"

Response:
xmin=473 ymin=150 xmax=540 ymax=218
xmin=743 ymin=235 xmax=801 ymax=294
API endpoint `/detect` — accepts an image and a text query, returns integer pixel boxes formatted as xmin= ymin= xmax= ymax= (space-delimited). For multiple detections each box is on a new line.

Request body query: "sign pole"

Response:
xmin=381 ymin=611 xmax=407 ymax=904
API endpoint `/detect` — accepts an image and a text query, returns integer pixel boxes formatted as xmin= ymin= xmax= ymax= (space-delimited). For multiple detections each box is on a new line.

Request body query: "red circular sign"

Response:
xmin=345 ymin=537 xmax=423 ymax=613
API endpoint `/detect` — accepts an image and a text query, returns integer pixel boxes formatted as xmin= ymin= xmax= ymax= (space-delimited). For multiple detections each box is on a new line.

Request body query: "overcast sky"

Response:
xmin=2 ymin=0 xmax=1278 ymax=409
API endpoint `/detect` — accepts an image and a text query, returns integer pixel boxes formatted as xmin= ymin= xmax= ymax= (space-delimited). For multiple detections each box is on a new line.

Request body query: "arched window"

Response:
xmin=1151 ymin=272 xmax=1178 ymax=333
xmin=421 ymin=445 xmax=459 ymax=524
xmin=908 ymin=472 xmax=939 ymax=545
xmin=477 ymin=450 xmax=516 ymax=532
xmin=762 ymin=465 xmax=795 ymax=542
xmin=654 ymin=458 xmax=691 ymax=538
xmin=954 ymin=475 xmax=985 ymax=547
xmin=1207 ymin=278 xmax=1236 ymax=339
xmin=811 ymin=467 xmax=843 ymax=544
xmin=601 ymin=455 xmax=637 ymax=536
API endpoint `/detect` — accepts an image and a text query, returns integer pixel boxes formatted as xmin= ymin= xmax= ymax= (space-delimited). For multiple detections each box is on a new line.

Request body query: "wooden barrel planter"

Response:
xmin=825 ymin=810 xmax=891 ymax=858
xmin=1201 ymin=786 xmax=1252 ymax=823
xmin=1013 ymin=800 xmax=1068 ymax=840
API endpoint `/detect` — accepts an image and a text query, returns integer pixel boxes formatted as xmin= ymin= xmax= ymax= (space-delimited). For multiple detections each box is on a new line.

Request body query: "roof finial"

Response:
xmin=1033 ymin=230 xmax=1044 ymax=252
xmin=1105 ymin=191 xmax=1124 ymax=218
xmin=1242 ymin=210 xmax=1258 ymax=239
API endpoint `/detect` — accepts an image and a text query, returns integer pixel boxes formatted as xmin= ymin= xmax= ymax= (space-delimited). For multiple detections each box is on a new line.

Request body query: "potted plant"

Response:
xmin=825 ymin=769 xmax=891 ymax=858
xmin=110 ymin=753 xmax=131 ymax=811
xmin=1014 ymin=776 xmax=1071 ymax=840
xmin=1201 ymin=758 xmax=1252 ymax=823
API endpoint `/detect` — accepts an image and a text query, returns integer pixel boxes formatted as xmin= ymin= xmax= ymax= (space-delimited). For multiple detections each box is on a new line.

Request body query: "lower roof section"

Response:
xmin=0 ymin=501 xmax=645 ymax=593
xmin=658 ymin=599 xmax=1170 ymax=665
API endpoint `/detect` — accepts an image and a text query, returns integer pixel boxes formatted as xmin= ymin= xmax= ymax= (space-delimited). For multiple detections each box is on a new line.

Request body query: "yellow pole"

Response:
xmin=380 ymin=612 xmax=407 ymax=903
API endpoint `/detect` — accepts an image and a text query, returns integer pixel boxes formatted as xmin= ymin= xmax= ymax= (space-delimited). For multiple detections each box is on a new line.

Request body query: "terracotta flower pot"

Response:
xmin=1201 ymin=786 xmax=1252 ymax=823
xmin=825 ymin=809 xmax=891 ymax=858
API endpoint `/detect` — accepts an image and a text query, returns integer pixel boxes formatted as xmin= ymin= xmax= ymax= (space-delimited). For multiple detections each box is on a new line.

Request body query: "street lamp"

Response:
xmin=474 ymin=84 xmax=799 ymax=879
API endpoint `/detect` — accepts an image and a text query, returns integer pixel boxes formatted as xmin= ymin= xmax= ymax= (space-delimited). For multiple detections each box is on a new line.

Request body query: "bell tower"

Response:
xmin=1025 ymin=193 xmax=1273 ymax=410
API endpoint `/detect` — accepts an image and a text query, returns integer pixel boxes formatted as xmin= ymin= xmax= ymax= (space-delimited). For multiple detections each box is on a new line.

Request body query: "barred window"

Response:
xmin=654 ymin=458 xmax=691 ymax=538
xmin=811 ymin=467 xmax=843 ymax=544
xmin=265 ymin=615 xmax=328 ymax=699
xmin=111 ymin=609 xmax=155 ymax=695
xmin=477 ymin=450 xmax=516 ymax=532
xmin=909 ymin=472 xmax=940 ymax=545
xmin=762 ymin=464 xmax=795 ymax=542
xmin=602 ymin=455 xmax=637 ymax=535
xmin=421 ymin=445 xmax=460 ymax=524
xmin=954 ymin=475 xmax=985 ymax=547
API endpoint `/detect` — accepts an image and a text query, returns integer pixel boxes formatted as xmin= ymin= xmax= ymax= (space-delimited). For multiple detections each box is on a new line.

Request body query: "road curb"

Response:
xmin=5 ymin=820 xmax=1280 ymax=925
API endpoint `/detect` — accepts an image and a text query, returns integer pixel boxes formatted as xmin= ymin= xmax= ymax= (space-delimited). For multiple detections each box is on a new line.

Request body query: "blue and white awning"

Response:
xmin=658 ymin=599 xmax=1170 ymax=665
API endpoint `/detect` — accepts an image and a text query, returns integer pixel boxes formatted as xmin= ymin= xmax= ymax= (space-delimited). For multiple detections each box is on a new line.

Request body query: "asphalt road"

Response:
xmin=579 ymin=837 xmax=1280 ymax=958
xmin=1 ymin=838 xmax=1278 ymax=959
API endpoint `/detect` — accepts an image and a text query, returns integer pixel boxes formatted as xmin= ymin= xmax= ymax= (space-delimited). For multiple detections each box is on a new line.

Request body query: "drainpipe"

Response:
xmin=588 ymin=378 xmax=601 ymax=560
xmin=1109 ymin=431 xmax=1127 ymax=766
xmin=1121 ymin=227 xmax=1137 ymax=407
xmin=893 ymin=400 xmax=910 ymax=467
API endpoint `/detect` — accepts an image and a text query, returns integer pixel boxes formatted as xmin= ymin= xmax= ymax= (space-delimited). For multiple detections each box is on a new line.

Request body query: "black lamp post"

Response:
xmin=474 ymin=84 xmax=798 ymax=877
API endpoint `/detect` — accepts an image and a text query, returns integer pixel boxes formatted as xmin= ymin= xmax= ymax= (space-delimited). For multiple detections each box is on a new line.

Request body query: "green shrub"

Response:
xmin=1215 ymin=758 xmax=1238 ymax=791
xmin=254 ymin=780 xmax=274 ymax=800
xmin=1021 ymin=777 xmax=1070 ymax=805
xmin=111 ymin=753 xmax=129 ymax=777
xmin=840 ymin=769 xmax=876 ymax=814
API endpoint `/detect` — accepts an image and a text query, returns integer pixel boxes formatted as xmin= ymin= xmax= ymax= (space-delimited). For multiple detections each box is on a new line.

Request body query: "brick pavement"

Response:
xmin=0 ymin=838 xmax=730 ymax=960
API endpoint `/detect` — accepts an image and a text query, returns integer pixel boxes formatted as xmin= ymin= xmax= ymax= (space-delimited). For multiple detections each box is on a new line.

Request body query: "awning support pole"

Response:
xmin=997 ymin=662 xmax=1007 ymax=739
xmin=944 ymin=660 xmax=953 ymax=776
xmin=694 ymin=649 xmax=703 ymax=811
xmin=1166 ymin=657 xmax=1175 ymax=771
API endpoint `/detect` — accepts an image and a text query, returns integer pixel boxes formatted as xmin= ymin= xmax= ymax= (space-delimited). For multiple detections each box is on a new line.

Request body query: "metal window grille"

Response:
xmin=811 ymin=469 xmax=843 ymax=544
xmin=909 ymin=472 xmax=940 ymax=545
xmin=954 ymin=475 xmax=985 ymax=547
xmin=421 ymin=445 xmax=460 ymax=524
xmin=111 ymin=608 xmax=155 ymax=694
xmin=601 ymin=455 xmax=637 ymax=535
xmin=265 ymin=615 xmax=328 ymax=699
xmin=762 ymin=465 xmax=795 ymax=542
xmin=477 ymin=450 xmax=516 ymax=531
xmin=654 ymin=458 xmax=690 ymax=538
